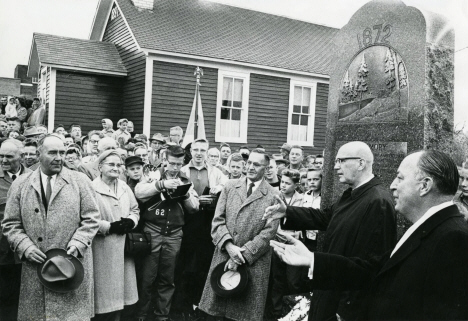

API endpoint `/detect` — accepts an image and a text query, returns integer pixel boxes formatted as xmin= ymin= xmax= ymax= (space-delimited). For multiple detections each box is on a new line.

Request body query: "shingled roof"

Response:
xmin=29 ymin=33 xmax=127 ymax=77
xmin=115 ymin=0 xmax=338 ymax=76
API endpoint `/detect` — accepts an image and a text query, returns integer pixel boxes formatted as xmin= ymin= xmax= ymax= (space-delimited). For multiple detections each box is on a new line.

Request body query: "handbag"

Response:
xmin=125 ymin=231 xmax=151 ymax=256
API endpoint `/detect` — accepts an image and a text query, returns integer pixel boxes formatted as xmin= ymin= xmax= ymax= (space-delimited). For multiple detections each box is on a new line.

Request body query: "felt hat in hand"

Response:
xmin=37 ymin=248 xmax=84 ymax=293
xmin=210 ymin=260 xmax=249 ymax=298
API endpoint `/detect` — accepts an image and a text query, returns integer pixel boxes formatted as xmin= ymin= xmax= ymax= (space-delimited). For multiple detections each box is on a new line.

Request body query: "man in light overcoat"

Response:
xmin=2 ymin=134 xmax=100 ymax=321
xmin=0 ymin=139 xmax=32 ymax=320
xmin=199 ymin=149 xmax=279 ymax=321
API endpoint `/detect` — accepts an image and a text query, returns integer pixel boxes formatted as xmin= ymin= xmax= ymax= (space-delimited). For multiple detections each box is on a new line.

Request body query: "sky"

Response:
xmin=0 ymin=0 xmax=467 ymax=126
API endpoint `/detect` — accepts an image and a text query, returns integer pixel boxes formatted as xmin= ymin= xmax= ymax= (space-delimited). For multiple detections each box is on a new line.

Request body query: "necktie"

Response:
xmin=11 ymin=174 xmax=16 ymax=181
xmin=45 ymin=176 xmax=52 ymax=205
xmin=247 ymin=182 xmax=255 ymax=197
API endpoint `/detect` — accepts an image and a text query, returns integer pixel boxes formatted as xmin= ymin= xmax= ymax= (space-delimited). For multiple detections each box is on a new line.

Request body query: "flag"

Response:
xmin=182 ymin=90 xmax=206 ymax=147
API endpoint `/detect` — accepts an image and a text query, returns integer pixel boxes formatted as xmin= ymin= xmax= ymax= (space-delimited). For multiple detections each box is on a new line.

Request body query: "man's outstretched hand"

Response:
xmin=270 ymin=233 xmax=314 ymax=267
xmin=263 ymin=194 xmax=287 ymax=225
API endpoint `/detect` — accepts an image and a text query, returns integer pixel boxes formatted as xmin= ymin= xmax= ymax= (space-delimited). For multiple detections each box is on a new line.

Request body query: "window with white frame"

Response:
xmin=287 ymin=80 xmax=317 ymax=146
xmin=215 ymin=70 xmax=249 ymax=143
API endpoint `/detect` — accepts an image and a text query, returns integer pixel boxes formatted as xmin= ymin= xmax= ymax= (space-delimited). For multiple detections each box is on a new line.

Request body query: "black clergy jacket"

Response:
xmin=282 ymin=177 xmax=397 ymax=320
xmin=311 ymin=205 xmax=468 ymax=320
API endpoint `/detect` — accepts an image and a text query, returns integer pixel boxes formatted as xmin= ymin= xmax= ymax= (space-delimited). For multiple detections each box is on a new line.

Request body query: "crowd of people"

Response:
xmin=0 ymin=94 xmax=467 ymax=321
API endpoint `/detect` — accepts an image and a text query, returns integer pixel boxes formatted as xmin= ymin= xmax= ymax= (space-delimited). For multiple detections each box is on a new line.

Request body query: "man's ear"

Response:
xmin=419 ymin=177 xmax=434 ymax=196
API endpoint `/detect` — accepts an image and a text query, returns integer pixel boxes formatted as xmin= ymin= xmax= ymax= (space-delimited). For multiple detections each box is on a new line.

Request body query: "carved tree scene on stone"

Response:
xmin=338 ymin=46 xmax=409 ymax=122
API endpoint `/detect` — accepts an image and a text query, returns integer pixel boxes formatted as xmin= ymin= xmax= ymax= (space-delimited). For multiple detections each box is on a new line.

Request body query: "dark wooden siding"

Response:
xmin=151 ymin=61 xmax=218 ymax=143
xmin=312 ymin=82 xmax=329 ymax=154
xmin=247 ymin=73 xmax=290 ymax=154
xmin=54 ymin=71 xmax=123 ymax=134
xmin=102 ymin=7 xmax=145 ymax=132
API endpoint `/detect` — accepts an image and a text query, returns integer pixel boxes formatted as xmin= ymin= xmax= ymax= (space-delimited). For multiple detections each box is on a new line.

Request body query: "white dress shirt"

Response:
xmin=390 ymin=201 xmax=453 ymax=257
xmin=246 ymin=178 xmax=262 ymax=195
xmin=40 ymin=170 xmax=57 ymax=196
xmin=308 ymin=200 xmax=455 ymax=279
xmin=7 ymin=168 xmax=21 ymax=179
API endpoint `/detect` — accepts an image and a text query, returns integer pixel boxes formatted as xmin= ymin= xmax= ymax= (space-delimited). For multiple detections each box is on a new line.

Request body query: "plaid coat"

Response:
xmin=199 ymin=178 xmax=279 ymax=321
xmin=2 ymin=167 xmax=100 ymax=321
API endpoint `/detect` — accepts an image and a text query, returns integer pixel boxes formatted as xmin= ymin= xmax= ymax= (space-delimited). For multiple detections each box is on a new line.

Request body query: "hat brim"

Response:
xmin=126 ymin=160 xmax=145 ymax=167
xmin=37 ymin=248 xmax=84 ymax=293
xmin=210 ymin=260 xmax=249 ymax=298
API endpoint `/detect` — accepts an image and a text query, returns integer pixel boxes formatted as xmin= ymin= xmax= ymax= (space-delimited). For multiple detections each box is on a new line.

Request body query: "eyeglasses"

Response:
xmin=65 ymin=157 xmax=78 ymax=162
xmin=89 ymin=139 xmax=99 ymax=144
xmin=102 ymin=163 xmax=122 ymax=168
xmin=335 ymin=157 xmax=361 ymax=165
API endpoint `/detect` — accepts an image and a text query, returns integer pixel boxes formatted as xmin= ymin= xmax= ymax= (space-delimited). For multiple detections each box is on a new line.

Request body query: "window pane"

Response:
xmin=232 ymin=109 xmax=241 ymax=121
xmin=221 ymin=108 xmax=231 ymax=120
xmin=233 ymin=79 xmax=243 ymax=107
xmin=300 ymin=115 xmax=309 ymax=126
xmin=223 ymin=77 xmax=233 ymax=107
xmin=303 ymin=87 xmax=311 ymax=107
xmin=302 ymin=106 xmax=309 ymax=114
xmin=293 ymin=105 xmax=301 ymax=113
xmin=222 ymin=100 xmax=231 ymax=106
xmin=292 ymin=114 xmax=300 ymax=125
xmin=294 ymin=86 xmax=302 ymax=106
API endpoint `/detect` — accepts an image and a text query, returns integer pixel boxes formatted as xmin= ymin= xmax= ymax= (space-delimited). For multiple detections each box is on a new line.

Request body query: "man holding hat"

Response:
xmin=2 ymin=134 xmax=100 ymax=321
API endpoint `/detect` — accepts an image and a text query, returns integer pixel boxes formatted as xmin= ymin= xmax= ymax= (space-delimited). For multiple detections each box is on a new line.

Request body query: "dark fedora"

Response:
xmin=210 ymin=260 xmax=249 ymax=298
xmin=37 ymin=248 xmax=84 ymax=293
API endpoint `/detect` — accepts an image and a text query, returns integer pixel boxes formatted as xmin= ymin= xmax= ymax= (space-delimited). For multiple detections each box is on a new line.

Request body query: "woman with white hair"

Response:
xmin=91 ymin=149 xmax=140 ymax=321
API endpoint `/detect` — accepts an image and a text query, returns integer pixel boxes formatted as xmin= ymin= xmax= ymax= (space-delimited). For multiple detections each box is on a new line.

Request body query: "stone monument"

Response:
xmin=322 ymin=0 xmax=455 ymax=237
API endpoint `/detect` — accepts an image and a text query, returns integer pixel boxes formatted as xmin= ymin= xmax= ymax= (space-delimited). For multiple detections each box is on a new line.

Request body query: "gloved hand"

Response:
xmin=109 ymin=221 xmax=126 ymax=235
xmin=121 ymin=218 xmax=135 ymax=233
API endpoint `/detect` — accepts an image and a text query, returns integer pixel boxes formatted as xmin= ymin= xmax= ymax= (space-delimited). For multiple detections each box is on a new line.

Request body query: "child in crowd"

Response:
xmin=227 ymin=153 xmax=245 ymax=179
xmin=302 ymin=168 xmax=322 ymax=251
xmin=269 ymin=169 xmax=304 ymax=319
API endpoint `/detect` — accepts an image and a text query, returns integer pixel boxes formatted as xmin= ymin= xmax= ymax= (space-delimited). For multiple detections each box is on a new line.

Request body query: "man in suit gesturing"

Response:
xmin=270 ymin=150 xmax=468 ymax=320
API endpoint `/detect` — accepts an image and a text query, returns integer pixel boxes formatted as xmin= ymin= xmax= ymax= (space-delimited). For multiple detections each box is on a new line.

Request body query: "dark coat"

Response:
xmin=0 ymin=165 xmax=31 ymax=265
xmin=199 ymin=178 xmax=280 ymax=321
xmin=312 ymin=205 xmax=468 ymax=320
xmin=283 ymin=177 xmax=397 ymax=320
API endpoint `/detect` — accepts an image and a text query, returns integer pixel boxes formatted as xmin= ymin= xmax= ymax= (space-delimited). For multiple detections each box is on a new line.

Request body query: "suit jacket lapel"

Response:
xmin=49 ymin=169 xmax=70 ymax=206
xmin=239 ymin=179 xmax=267 ymax=210
xmin=234 ymin=179 xmax=247 ymax=205
xmin=378 ymin=205 xmax=461 ymax=275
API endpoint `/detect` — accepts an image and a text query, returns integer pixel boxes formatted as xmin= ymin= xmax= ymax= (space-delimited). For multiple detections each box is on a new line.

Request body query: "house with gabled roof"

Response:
xmin=28 ymin=0 xmax=338 ymax=154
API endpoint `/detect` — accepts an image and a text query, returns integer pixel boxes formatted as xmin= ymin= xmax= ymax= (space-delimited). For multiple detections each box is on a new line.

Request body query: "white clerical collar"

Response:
xmin=390 ymin=201 xmax=453 ymax=257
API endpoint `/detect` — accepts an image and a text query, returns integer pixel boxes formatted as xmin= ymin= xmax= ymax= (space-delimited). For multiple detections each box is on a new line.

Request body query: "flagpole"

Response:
xmin=194 ymin=67 xmax=203 ymax=140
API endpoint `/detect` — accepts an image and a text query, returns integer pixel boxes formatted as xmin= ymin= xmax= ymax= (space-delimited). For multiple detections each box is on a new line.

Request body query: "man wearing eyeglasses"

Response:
xmin=134 ymin=145 xmax=199 ymax=321
xmin=263 ymin=141 xmax=397 ymax=321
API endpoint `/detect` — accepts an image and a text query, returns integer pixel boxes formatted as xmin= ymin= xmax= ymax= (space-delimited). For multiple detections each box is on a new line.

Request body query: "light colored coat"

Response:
xmin=181 ymin=161 xmax=228 ymax=189
xmin=199 ymin=178 xmax=280 ymax=321
xmin=2 ymin=167 xmax=100 ymax=321
xmin=92 ymin=177 xmax=139 ymax=314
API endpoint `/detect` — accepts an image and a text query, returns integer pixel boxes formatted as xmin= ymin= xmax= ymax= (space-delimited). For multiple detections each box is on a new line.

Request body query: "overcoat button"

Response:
xmin=38 ymin=237 xmax=43 ymax=242
xmin=35 ymin=208 xmax=39 ymax=213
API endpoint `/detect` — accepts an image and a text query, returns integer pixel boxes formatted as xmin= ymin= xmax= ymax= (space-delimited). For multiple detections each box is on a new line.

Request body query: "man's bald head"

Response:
xmin=337 ymin=141 xmax=374 ymax=164
xmin=334 ymin=141 xmax=374 ymax=188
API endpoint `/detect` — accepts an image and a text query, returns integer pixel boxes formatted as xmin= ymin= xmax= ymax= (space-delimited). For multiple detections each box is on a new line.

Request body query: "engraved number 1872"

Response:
xmin=357 ymin=24 xmax=392 ymax=49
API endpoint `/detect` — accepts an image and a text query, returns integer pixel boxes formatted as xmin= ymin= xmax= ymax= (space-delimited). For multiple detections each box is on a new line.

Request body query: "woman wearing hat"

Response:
xmin=92 ymin=150 xmax=140 ymax=320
